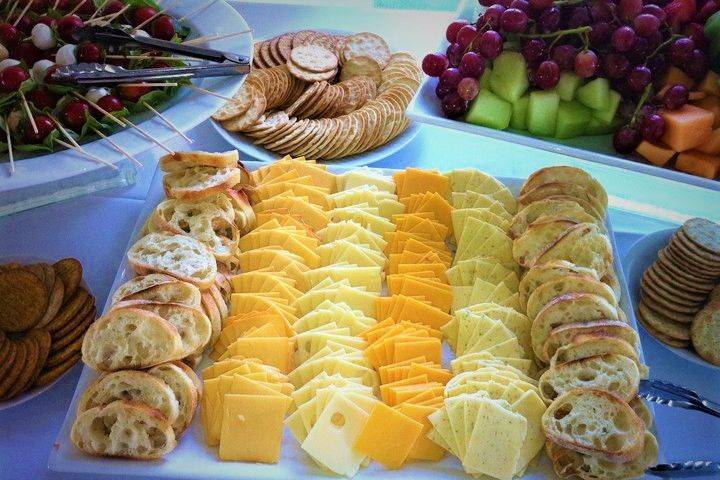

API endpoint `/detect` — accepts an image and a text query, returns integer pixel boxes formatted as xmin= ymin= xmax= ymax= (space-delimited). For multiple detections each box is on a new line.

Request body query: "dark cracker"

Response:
xmin=53 ymin=258 xmax=82 ymax=298
xmin=35 ymin=352 xmax=80 ymax=387
xmin=51 ymin=306 xmax=96 ymax=353
xmin=676 ymin=229 xmax=720 ymax=264
xmin=641 ymin=277 xmax=701 ymax=314
xmin=650 ymin=261 xmax=715 ymax=296
xmin=46 ymin=287 xmax=90 ymax=334
xmin=0 ymin=269 xmax=48 ymax=333
xmin=642 ymin=268 xmax=708 ymax=304
xmin=681 ymin=217 xmax=720 ymax=256
xmin=4 ymin=334 xmax=39 ymax=399
xmin=29 ymin=330 xmax=51 ymax=386
xmin=638 ymin=300 xmax=691 ymax=340
xmin=638 ymin=309 xmax=690 ymax=348
xmin=670 ymin=234 xmax=720 ymax=270
xmin=0 ymin=339 xmax=16 ymax=384
xmin=0 ymin=340 xmax=25 ymax=399
xmin=657 ymin=248 xmax=717 ymax=282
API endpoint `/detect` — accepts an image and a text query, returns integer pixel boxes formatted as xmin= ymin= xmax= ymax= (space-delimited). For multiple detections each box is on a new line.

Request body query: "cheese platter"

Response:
xmin=48 ymin=156 xmax=658 ymax=480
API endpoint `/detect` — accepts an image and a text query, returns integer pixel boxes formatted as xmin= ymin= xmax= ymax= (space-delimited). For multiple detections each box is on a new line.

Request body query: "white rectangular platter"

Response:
xmin=48 ymin=161 xmax=653 ymax=479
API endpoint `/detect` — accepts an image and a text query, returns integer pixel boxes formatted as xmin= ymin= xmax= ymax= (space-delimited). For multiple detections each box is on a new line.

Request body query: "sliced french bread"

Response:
xmin=520 ymin=166 xmax=609 ymax=209
xmin=159 ymin=150 xmax=239 ymax=173
xmin=163 ymin=166 xmax=242 ymax=201
xmin=512 ymin=217 xmax=579 ymax=268
xmin=519 ymin=183 xmax=606 ymax=220
xmin=510 ymin=199 xmax=600 ymax=239
xmin=200 ymin=291 xmax=222 ymax=347
xmin=550 ymin=333 xmax=647 ymax=377
xmin=148 ymin=362 xmax=198 ymax=436
xmin=534 ymin=223 xmax=614 ymax=277
xmin=71 ymin=400 xmax=176 ymax=460
xmin=173 ymin=360 xmax=203 ymax=396
xmin=112 ymin=274 xmax=202 ymax=309
xmin=526 ymin=274 xmax=618 ymax=320
xmin=542 ymin=321 xmax=639 ymax=366
xmin=519 ymin=260 xmax=600 ymax=309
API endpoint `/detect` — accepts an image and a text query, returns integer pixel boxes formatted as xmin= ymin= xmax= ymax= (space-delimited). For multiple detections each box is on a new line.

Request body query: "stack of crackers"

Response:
xmin=0 ymin=258 xmax=96 ymax=401
xmin=638 ymin=218 xmax=720 ymax=363
xmin=214 ymin=29 xmax=421 ymax=160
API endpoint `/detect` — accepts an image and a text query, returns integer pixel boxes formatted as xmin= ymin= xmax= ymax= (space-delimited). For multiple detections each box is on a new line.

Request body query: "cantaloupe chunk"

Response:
xmin=662 ymin=66 xmax=695 ymax=89
xmin=697 ymin=128 xmax=720 ymax=154
xmin=689 ymin=91 xmax=707 ymax=101
xmin=676 ymin=150 xmax=720 ymax=179
xmin=698 ymin=71 xmax=720 ymax=96
xmin=661 ymin=104 xmax=714 ymax=151
xmin=693 ymin=96 xmax=720 ymax=128
xmin=635 ymin=141 xmax=677 ymax=166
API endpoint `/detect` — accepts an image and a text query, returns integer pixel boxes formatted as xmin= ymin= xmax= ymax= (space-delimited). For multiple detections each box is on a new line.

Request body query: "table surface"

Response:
xmin=1 ymin=2 xmax=719 ymax=479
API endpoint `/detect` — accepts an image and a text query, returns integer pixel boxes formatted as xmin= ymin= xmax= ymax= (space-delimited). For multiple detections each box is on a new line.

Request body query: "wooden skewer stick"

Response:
xmin=122 ymin=116 xmax=175 ymax=154
xmin=178 ymin=0 xmax=218 ymax=22
xmin=90 ymin=125 xmax=142 ymax=167
xmin=71 ymin=91 xmax=124 ymax=127
xmin=185 ymin=83 xmax=235 ymax=101
xmin=18 ymin=91 xmax=37 ymax=134
xmin=52 ymin=0 xmax=60 ymax=8
xmin=142 ymin=101 xmax=193 ymax=143
xmin=67 ymin=0 xmax=89 ymax=16
xmin=91 ymin=4 xmax=129 ymax=25
xmin=88 ymin=0 xmax=110 ymax=21
xmin=182 ymin=29 xmax=252 ymax=46
xmin=54 ymin=138 xmax=118 ymax=170
xmin=3 ymin=116 xmax=14 ymax=176
xmin=132 ymin=0 xmax=181 ymax=33
xmin=119 ymin=82 xmax=181 ymax=88
xmin=12 ymin=0 xmax=32 ymax=27
xmin=119 ymin=82 xmax=235 ymax=102
xmin=5 ymin=0 xmax=18 ymax=23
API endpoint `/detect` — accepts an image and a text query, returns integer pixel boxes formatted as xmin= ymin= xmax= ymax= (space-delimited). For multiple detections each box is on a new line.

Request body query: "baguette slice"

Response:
xmin=538 ymin=354 xmax=640 ymax=402
xmin=535 ymin=223 xmax=614 ymax=277
xmin=531 ymin=293 xmax=620 ymax=362
xmin=113 ymin=300 xmax=211 ymax=358
xmin=551 ymin=333 xmax=647 ymax=377
xmin=519 ymin=183 xmax=605 ymax=220
xmin=209 ymin=284 xmax=228 ymax=320
xmin=510 ymin=199 xmax=600 ymax=239
xmin=542 ymin=388 xmax=645 ymax=463
xmin=82 ymin=307 xmax=183 ymax=371
xmin=526 ymin=274 xmax=618 ymax=320
xmin=148 ymin=362 xmax=198 ymax=436
xmin=512 ymin=217 xmax=578 ymax=268
xmin=159 ymin=150 xmax=239 ymax=173
xmin=519 ymin=260 xmax=600 ymax=309
xmin=127 ymin=232 xmax=217 ymax=289
xmin=542 ymin=321 xmax=639 ymax=366
xmin=520 ymin=166 xmax=609 ymax=209
xmin=71 ymin=400 xmax=176 ymax=459
xmin=77 ymin=370 xmax=180 ymax=424
xmin=224 ymin=187 xmax=256 ymax=234
xmin=546 ymin=430 xmax=658 ymax=480
xmin=173 ymin=359 xmax=203 ymax=396
xmin=200 ymin=291 xmax=222 ymax=347
xmin=112 ymin=274 xmax=202 ymax=309
xmin=163 ymin=166 xmax=242 ymax=201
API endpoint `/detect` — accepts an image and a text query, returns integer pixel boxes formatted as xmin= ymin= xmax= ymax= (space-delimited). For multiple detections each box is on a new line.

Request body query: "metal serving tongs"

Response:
xmin=50 ymin=25 xmax=250 ymax=85
xmin=638 ymin=379 xmax=720 ymax=418
xmin=647 ymin=461 xmax=720 ymax=477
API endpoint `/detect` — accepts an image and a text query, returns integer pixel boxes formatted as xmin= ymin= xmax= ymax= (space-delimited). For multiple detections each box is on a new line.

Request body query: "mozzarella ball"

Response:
xmin=31 ymin=23 xmax=56 ymax=50
xmin=56 ymin=44 xmax=77 ymax=66
xmin=32 ymin=59 xmax=55 ymax=81
xmin=0 ymin=58 xmax=20 ymax=71
xmin=0 ymin=44 xmax=8 ymax=61
xmin=86 ymin=87 xmax=111 ymax=104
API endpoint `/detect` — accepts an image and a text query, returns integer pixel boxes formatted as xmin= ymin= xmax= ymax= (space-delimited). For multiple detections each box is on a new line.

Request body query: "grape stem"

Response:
xmin=518 ymin=25 xmax=591 ymax=39
xmin=553 ymin=0 xmax=586 ymax=5
xmin=630 ymin=84 xmax=653 ymax=125
xmin=647 ymin=33 xmax=682 ymax=60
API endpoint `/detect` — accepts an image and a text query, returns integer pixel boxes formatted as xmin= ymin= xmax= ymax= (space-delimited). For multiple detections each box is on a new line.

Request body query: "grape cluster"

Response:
xmin=422 ymin=0 xmax=719 ymax=153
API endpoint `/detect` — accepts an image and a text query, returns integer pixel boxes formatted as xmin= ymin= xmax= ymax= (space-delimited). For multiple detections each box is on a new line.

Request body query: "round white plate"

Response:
xmin=211 ymin=119 xmax=421 ymax=167
xmin=625 ymin=229 xmax=720 ymax=371
xmin=0 ymin=255 xmax=89 ymax=410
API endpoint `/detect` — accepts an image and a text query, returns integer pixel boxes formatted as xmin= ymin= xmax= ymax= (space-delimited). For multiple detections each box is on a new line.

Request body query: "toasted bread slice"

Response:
xmin=127 ymin=233 xmax=217 ymax=289
xmin=546 ymin=430 xmax=658 ymax=480
xmin=531 ymin=293 xmax=619 ymax=362
xmin=551 ymin=333 xmax=646 ymax=377
xmin=78 ymin=370 xmax=180 ymax=424
xmin=519 ymin=183 xmax=605 ymax=220
xmin=535 ymin=223 xmax=614 ymax=277
xmin=520 ymin=166 xmax=609 ymax=209
xmin=510 ymin=199 xmax=600 ymax=239
xmin=200 ymin=291 xmax=222 ymax=347
xmin=163 ymin=166 xmax=243 ymax=201
xmin=512 ymin=217 xmax=579 ymax=268
xmin=527 ymin=274 xmax=618 ymax=320
xmin=112 ymin=274 xmax=202 ymax=309
xmin=159 ymin=150 xmax=239 ymax=172
xmin=224 ymin=188 xmax=256 ymax=234
xmin=149 ymin=362 xmax=198 ymax=436
xmin=542 ymin=388 xmax=645 ymax=463
xmin=82 ymin=307 xmax=183 ymax=371
xmin=542 ymin=321 xmax=639 ymax=365
xmin=113 ymin=300 xmax=211 ymax=358
xmin=519 ymin=260 xmax=600 ymax=309
xmin=71 ymin=400 xmax=176 ymax=459
xmin=539 ymin=354 xmax=640 ymax=402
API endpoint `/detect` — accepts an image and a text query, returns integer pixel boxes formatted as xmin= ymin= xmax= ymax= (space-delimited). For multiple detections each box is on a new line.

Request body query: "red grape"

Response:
xmin=77 ymin=42 xmax=102 ymax=63
xmin=133 ymin=6 xmax=157 ymax=26
xmin=574 ymin=50 xmax=599 ymax=77
xmin=618 ymin=0 xmax=643 ymax=23
xmin=0 ymin=23 xmax=21 ymax=47
xmin=697 ymin=0 xmax=720 ymax=21
xmin=422 ymin=53 xmax=449 ymax=77
xmin=456 ymin=24 xmax=478 ymax=49
xmin=634 ymin=14 xmax=660 ymax=37
xmin=612 ymin=26 xmax=636 ymax=52
xmin=457 ymin=77 xmax=480 ymax=101
xmin=62 ymin=99 xmax=90 ymax=129
xmin=104 ymin=0 xmax=126 ymax=15
xmin=665 ymin=0 xmax=697 ymax=29
xmin=25 ymin=114 xmax=55 ymax=143
xmin=603 ymin=53 xmax=630 ymax=79
xmin=152 ymin=15 xmax=175 ymax=40
xmin=27 ymin=88 xmax=58 ymax=109
xmin=478 ymin=30 xmax=504 ymax=59
xmin=446 ymin=20 xmax=468 ymax=42
xmin=589 ymin=21 xmax=611 ymax=46
xmin=627 ymin=65 xmax=652 ymax=91
xmin=479 ymin=0 xmax=495 ymax=6
xmin=446 ymin=43 xmax=463 ymax=67
xmin=568 ymin=6 xmax=591 ymax=28
xmin=439 ymin=67 xmax=463 ymax=89
xmin=500 ymin=8 xmax=528 ymax=32
xmin=481 ymin=4 xmax=505 ymax=29
xmin=641 ymin=4 xmax=667 ymax=22
xmin=536 ymin=60 xmax=560 ymax=89
xmin=684 ymin=48 xmax=708 ymax=79
xmin=613 ymin=125 xmax=641 ymax=153
xmin=11 ymin=42 xmax=41 ymax=65
xmin=522 ymin=38 xmax=547 ymax=64
xmin=663 ymin=84 xmax=689 ymax=109
xmin=627 ymin=36 xmax=650 ymax=64
xmin=57 ymin=14 xmax=83 ymax=43
xmin=459 ymin=52 xmax=485 ymax=78
xmin=538 ymin=6 xmax=560 ymax=32
xmin=435 ymin=83 xmax=453 ymax=99
xmin=530 ymin=0 xmax=553 ymax=9
xmin=641 ymin=113 xmax=666 ymax=142
xmin=647 ymin=54 xmax=668 ymax=76
xmin=509 ymin=0 xmax=530 ymax=13
xmin=53 ymin=0 xmax=71 ymax=9
xmin=0 ymin=66 xmax=29 ymax=92
xmin=552 ymin=44 xmax=577 ymax=71
xmin=685 ymin=22 xmax=707 ymax=49
xmin=442 ymin=91 xmax=469 ymax=118
xmin=669 ymin=37 xmax=695 ymax=65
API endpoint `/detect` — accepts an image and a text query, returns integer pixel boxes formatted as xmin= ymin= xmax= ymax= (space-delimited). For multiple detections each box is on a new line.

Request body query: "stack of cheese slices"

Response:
xmin=72 ymin=151 xmax=253 ymax=460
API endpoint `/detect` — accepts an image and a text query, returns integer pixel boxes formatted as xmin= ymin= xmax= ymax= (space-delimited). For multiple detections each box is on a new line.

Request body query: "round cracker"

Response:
xmin=657 ymin=248 xmax=717 ymax=283
xmin=638 ymin=300 xmax=691 ymax=340
xmin=290 ymin=44 xmax=338 ymax=73
xmin=30 ymin=329 xmax=51 ymax=386
xmin=221 ymin=88 xmax=267 ymax=132
xmin=212 ymin=86 xmax=255 ymax=121
xmin=46 ymin=287 xmax=90 ymax=333
xmin=340 ymin=55 xmax=382 ymax=86
xmin=53 ymin=258 xmax=82 ymax=298
xmin=638 ymin=312 xmax=690 ymax=348
xmin=676 ymin=228 xmax=720 ymax=264
xmin=0 ymin=339 xmax=16 ymax=384
xmin=681 ymin=217 xmax=720 ymax=255
xmin=36 ymin=276 xmax=65 ymax=329
xmin=0 ymin=269 xmax=48 ymax=332
xmin=292 ymin=29 xmax=317 ymax=48
xmin=278 ymin=33 xmax=294 ymax=61
xmin=649 ymin=261 xmax=714 ymax=296
xmin=342 ymin=32 xmax=391 ymax=68
xmin=669 ymin=237 xmax=720 ymax=273
xmin=52 ymin=305 xmax=96 ymax=351
xmin=35 ymin=352 xmax=80 ymax=387
xmin=286 ymin=58 xmax=337 ymax=82
xmin=641 ymin=277 xmax=701 ymax=314
xmin=0 ymin=340 xmax=25 ymax=399
xmin=691 ymin=304 xmax=720 ymax=365
xmin=642 ymin=268 xmax=707 ymax=304
xmin=260 ymin=40 xmax=276 ymax=67
xmin=4 ymin=334 xmax=39 ymax=399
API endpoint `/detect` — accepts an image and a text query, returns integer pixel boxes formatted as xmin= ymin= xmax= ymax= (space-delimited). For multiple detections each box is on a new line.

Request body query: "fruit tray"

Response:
xmin=48 ymin=161 xmax=653 ymax=479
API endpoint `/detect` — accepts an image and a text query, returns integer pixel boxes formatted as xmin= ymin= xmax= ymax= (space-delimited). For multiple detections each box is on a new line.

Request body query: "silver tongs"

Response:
xmin=647 ymin=461 xmax=720 ymax=477
xmin=638 ymin=379 xmax=720 ymax=418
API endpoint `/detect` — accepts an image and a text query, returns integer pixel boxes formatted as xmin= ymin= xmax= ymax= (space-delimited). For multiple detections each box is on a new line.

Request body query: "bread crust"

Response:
xmin=163 ymin=167 xmax=243 ymax=201
xmin=148 ymin=362 xmax=198 ymax=436
xmin=535 ymin=223 xmax=614 ymax=278
xmin=159 ymin=150 xmax=239 ymax=173
xmin=542 ymin=321 xmax=639 ymax=365
xmin=513 ymin=217 xmax=579 ymax=268
xmin=520 ymin=166 xmax=609 ymax=209
xmin=527 ymin=274 xmax=618 ymax=321
xmin=519 ymin=260 xmax=601 ymax=309
xmin=112 ymin=274 xmax=202 ymax=309
xmin=510 ymin=199 xmax=600 ymax=239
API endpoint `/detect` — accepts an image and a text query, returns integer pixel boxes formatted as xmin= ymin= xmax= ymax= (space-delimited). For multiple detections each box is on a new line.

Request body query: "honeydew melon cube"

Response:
xmin=576 ymin=78 xmax=610 ymax=111
xmin=480 ymin=68 xmax=492 ymax=89
xmin=527 ymin=90 xmax=560 ymax=137
xmin=489 ymin=52 xmax=529 ymax=103
xmin=510 ymin=95 xmax=530 ymax=130
xmin=555 ymin=101 xmax=593 ymax=139
xmin=556 ymin=72 xmax=583 ymax=101
xmin=593 ymin=90 xmax=621 ymax=124
xmin=466 ymin=89 xmax=512 ymax=130
xmin=584 ymin=117 xmax=619 ymax=135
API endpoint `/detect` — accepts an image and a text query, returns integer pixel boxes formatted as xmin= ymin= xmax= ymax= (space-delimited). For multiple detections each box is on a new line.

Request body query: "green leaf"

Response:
xmin=19 ymin=78 xmax=37 ymax=93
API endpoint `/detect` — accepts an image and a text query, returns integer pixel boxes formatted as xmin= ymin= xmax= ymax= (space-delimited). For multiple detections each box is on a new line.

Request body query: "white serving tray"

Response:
xmin=48 ymin=161 xmax=655 ymax=479
xmin=0 ymin=0 xmax=252 ymax=216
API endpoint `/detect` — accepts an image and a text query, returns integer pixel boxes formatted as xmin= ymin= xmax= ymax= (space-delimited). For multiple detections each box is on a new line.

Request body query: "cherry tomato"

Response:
xmin=0 ymin=66 xmax=30 ymax=92
xmin=25 ymin=114 xmax=56 ymax=143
